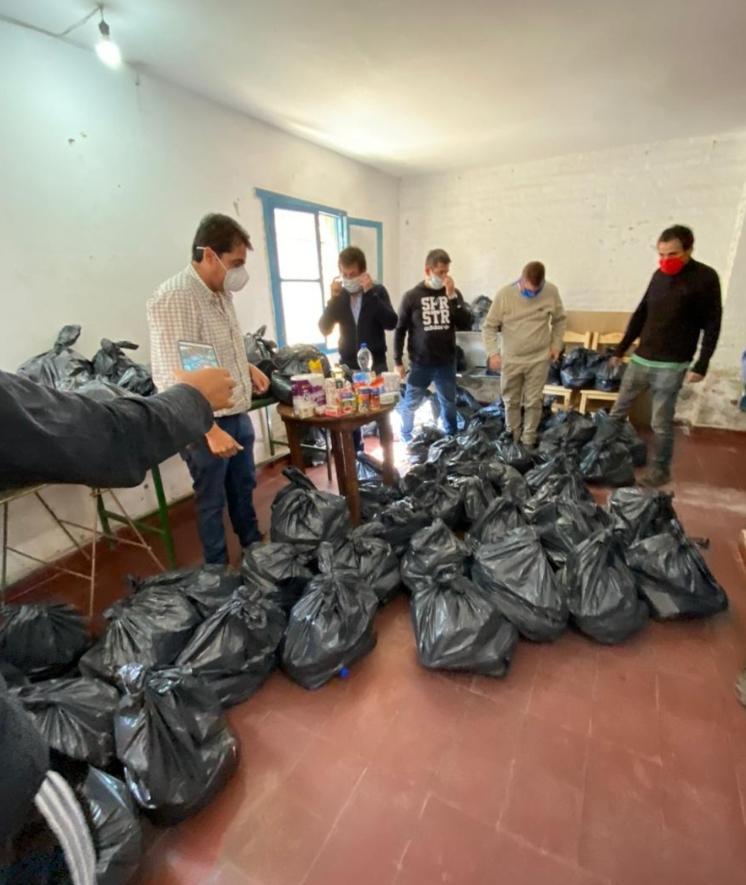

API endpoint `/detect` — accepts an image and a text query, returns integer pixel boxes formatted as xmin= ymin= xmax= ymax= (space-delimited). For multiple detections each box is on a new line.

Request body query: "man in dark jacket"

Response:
xmin=611 ymin=224 xmax=722 ymax=486
xmin=0 ymin=365 xmax=232 ymax=882
xmin=394 ymin=248 xmax=472 ymax=443
xmin=0 ymin=367 xmax=234 ymax=489
xmin=318 ymin=246 xmax=398 ymax=372
xmin=319 ymin=246 xmax=397 ymax=451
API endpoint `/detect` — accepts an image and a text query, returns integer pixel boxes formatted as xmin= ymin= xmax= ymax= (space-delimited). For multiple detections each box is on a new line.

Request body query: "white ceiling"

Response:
xmin=4 ymin=0 xmax=746 ymax=175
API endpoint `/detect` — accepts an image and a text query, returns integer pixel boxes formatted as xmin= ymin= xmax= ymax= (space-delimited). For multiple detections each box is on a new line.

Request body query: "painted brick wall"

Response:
xmin=399 ymin=131 xmax=746 ymax=428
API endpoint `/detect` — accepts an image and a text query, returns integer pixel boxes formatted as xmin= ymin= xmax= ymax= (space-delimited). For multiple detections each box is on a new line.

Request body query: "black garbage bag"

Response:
xmin=560 ymin=348 xmax=604 ymax=390
xmin=451 ymin=475 xmax=498 ymax=524
xmin=114 ymin=664 xmax=239 ymax=825
xmin=412 ymin=575 xmax=519 ymax=676
xmin=0 ymin=659 xmax=29 ymax=689
xmin=273 ymin=344 xmax=331 ymax=378
xmin=356 ymin=453 xmax=401 ymax=488
xmin=408 ymin=479 xmax=464 ymax=528
xmin=538 ymin=411 xmax=597 ymax=451
xmin=456 ymin=386 xmax=481 ymax=415
xmin=426 ymin=435 xmax=462 ymax=466
xmin=527 ymin=470 xmax=593 ymax=509
xmin=607 ymin=486 xmax=678 ymax=544
xmin=470 ymin=295 xmax=493 ymax=332
xmin=468 ymin=497 xmax=526 ymax=545
xmin=527 ymin=499 xmax=612 ymax=569
xmin=546 ymin=355 xmax=562 ymax=385
xmin=333 ymin=524 xmax=401 ymax=605
xmin=594 ymin=351 xmax=626 ymax=392
xmin=401 ymin=460 xmax=446 ymax=496
xmin=592 ymin=410 xmax=647 ymax=467
xmin=494 ymin=434 xmax=535 ymax=473
xmin=626 ymin=521 xmax=728 ymax=620
xmin=175 ymin=587 xmax=286 ymax=707
xmin=241 ymin=542 xmax=313 ymax=614
xmin=73 ymin=767 xmax=143 ymax=885
xmin=281 ymin=543 xmax=378 ymax=689
xmin=13 ymin=677 xmax=119 ymax=767
xmin=579 ymin=437 xmax=635 ymax=486
xmin=270 ymin=467 xmax=351 ymax=552
xmin=0 ymin=603 xmax=90 ymax=680
xmin=401 ymin=519 xmax=468 ymax=592
xmin=297 ymin=426 xmax=328 ymax=467
xmin=269 ymin=371 xmax=293 ymax=404
xmin=524 ymin=451 xmax=580 ymax=492
xmin=243 ymin=325 xmax=277 ymax=378
xmin=128 ymin=566 xmax=243 ymax=619
xmin=472 ymin=527 xmax=567 ymax=641
xmin=561 ymin=528 xmax=648 ymax=643
xmin=79 ymin=586 xmax=201 ymax=683
xmin=359 ymin=482 xmax=403 ymax=521
xmin=407 ymin=425 xmax=445 ymax=465
xmin=446 ymin=429 xmax=498 ymax=469
xmin=73 ymin=378 xmax=132 ymax=402
xmin=472 ymin=459 xmax=530 ymax=502
xmin=370 ymin=500 xmax=431 ymax=556
xmin=91 ymin=339 xmax=155 ymax=396
xmin=17 ymin=324 xmax=94 ymax=389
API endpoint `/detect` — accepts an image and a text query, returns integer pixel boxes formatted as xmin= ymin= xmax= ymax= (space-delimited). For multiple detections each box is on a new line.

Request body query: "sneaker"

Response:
xmin=638 ymin=466 xmax=671 ymax=487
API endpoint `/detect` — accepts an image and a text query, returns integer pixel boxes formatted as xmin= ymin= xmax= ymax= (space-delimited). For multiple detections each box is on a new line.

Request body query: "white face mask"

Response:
xmin=343 ymin=277 xmax=363 ymax=294
xmin=218 ymin=257 xmax=249 ymax=292
xmin=427 ymin=274 xmax=445 ymax=290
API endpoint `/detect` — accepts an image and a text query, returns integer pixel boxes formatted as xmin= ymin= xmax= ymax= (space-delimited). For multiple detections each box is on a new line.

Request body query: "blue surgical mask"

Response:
xmin=428 ymin=275 xmax=445 ymax=290
xmin=518 ymin=281 xmax=543 ymax=299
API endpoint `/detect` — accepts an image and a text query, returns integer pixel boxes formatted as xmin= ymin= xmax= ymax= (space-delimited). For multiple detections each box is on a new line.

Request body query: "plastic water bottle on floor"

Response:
xmin=357 ymin=343 xmax=373 ymax=374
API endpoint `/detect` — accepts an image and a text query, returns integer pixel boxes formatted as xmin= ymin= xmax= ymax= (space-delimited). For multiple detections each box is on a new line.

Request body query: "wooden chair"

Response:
xmin=564 ymin=330 xmax=594 ymax=349
xmin=578 ymin=389 xmax=619 ymax=415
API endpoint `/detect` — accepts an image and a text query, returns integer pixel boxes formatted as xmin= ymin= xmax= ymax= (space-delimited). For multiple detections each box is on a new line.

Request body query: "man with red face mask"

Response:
xmin=610 ymin=224 xmax=722 ymax=487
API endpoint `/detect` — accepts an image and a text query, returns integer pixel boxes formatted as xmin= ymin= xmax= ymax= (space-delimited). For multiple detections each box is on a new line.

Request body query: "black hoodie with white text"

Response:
xmin=393 ymin=282 xmax=472 ymax=367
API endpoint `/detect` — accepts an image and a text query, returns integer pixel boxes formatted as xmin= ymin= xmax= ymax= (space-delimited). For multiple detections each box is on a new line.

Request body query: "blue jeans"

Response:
xmin=400 ymin=362 xmax=458 ymax=443
xmin=610 ymin=361 xmax=687 ymax=469
xmin=181 ymin=413 xmax=260 ymax=564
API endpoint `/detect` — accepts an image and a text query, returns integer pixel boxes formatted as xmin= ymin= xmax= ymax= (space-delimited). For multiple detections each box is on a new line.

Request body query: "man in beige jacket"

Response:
xmin=483 ymin=261 xmax=566 ymax=447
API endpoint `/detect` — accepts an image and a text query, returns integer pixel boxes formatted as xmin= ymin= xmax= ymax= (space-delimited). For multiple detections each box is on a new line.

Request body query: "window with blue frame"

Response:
xmin=255 ymin=189 xmax=348 ymax=351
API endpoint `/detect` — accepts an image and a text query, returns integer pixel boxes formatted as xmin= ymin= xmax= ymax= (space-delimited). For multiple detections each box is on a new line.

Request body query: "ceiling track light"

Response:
xmin=95 ymin=5 xmax=122 ymax=68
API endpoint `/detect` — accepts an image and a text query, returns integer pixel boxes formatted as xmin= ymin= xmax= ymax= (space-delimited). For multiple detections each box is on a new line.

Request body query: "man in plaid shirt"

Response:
xmin=148 ymin=214 xmax=270 ymax=563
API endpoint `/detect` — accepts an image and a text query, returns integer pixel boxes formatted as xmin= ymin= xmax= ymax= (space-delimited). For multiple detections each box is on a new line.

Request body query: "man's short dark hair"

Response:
xmin=338 ymin=246 xmax=367 ymax=272
xmin=192 ymin=213 xmax=252 ymax=262
xmin=425 ymin=248 xmax=451 ymax=268
xmin=658 ymin=224 xmax=694 ymax=251
xmin=523 ymin=261 xmax=546 ymax=287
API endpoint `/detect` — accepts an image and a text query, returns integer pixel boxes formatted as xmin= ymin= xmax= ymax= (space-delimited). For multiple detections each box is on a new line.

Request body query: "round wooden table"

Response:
xmin=276 ymin=402 xmax=397 ymax=526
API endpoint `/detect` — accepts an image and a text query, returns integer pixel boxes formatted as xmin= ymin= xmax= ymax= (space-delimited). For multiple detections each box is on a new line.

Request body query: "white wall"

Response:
xmin=0 ymin=23 xmax=399 ymax=581
xmin=399 ymin=132 xmax=746 ymax=428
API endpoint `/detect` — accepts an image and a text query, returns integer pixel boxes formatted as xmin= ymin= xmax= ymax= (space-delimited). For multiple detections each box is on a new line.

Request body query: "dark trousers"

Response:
xmin=181 ymin=413 xmax=260 ymax=564
xmin=610 ymin=361 xmax=687 ymax=468
xmin=400 ymin=361 xmax=458 ymax=443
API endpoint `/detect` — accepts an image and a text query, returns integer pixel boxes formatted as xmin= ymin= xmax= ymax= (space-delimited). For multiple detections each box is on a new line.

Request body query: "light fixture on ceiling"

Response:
xmin=95 ymin=6 xmax=122 ymax=68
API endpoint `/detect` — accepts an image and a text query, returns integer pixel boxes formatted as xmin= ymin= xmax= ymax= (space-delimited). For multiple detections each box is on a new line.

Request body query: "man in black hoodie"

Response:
xmin=394 ymin=248 xmax=472 ymax=443
xmin=611 ymin=224 xmax=722 ymax=486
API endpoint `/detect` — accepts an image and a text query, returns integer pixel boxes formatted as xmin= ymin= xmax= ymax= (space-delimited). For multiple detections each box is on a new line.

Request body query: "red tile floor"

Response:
xmin=8 ymin=428 xmax=746 ymax=885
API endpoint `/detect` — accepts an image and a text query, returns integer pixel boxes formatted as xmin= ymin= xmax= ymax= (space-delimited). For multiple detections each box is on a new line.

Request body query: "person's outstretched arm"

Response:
xmin=0 ymin=369 xmax=227 ymax=489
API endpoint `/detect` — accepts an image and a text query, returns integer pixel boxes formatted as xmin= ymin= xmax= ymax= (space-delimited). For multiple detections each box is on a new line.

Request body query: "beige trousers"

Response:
xmin=500 ymin=358 xmax=549 ymax=445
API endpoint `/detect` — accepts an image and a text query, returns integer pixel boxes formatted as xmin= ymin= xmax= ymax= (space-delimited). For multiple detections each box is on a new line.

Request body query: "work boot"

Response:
xmin=638 ymin=466 xmax=671 ymax=487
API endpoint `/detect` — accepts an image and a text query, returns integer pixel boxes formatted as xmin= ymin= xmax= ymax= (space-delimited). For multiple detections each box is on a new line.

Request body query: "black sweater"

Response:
xmin=318 ymin=285 xmax=398 ymax=371
xmin=394 ymin=283 xmax=472 ymax=367
xmin=615 ymin=258 xmax=722 ymax=376
xmin=0 ymin=371 xmax=213 ymax=489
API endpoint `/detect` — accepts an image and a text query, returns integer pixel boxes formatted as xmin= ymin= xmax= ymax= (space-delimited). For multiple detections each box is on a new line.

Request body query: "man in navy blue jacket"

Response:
xmin=318 ymin=246 xmax=398 ymax=374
